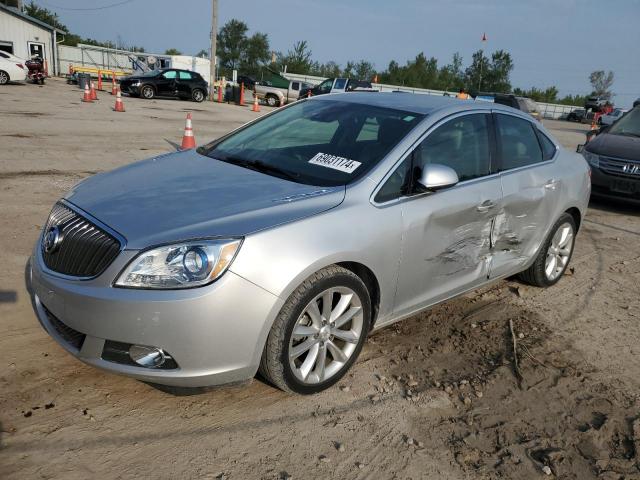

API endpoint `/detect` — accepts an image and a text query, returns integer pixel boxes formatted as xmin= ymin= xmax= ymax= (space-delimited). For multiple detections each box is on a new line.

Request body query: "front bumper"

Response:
xmin=591 ymin=167 xmax=640 ymax=205
xmin=28 ymin=245 xmax=284 ymax=387
xmin=119 ymin=83 xmax=140 ymax=94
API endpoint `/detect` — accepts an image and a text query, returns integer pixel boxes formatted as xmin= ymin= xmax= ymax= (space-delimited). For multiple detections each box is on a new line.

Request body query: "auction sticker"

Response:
xmin=308 ymin=153 xmax=361 ymax=173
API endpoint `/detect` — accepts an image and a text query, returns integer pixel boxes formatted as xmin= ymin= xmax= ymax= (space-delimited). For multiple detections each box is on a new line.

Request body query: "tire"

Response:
xmin=259 ymin=265 xmax=371 ymax=394
xmin=265 ymin=94 xmax=279 ymax=107
xmin=191 ymin=88 xmax=205 ymax=102
xmin=140 ymin=84 xmax=155 ymax=99
xmin=0 ymin=70 xmax=9 ymax=85
xmin=518 ymin=213 xmax=576 ymax=288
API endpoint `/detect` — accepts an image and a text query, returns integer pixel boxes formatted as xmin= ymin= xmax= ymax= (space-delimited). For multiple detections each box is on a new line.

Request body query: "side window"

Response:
xmin=162 ymin=70 xmax=177 ymax=80
xmin=178 ymin=71 xmax=192 ymax=80
xmin=496 ymin=114 xmax=543 ymax=170
xmin=334 ymin=78 xmax=347 ymax=90
xmin=374 ymin=157 xmax=412 ymax=203
xmin=536 ymin=131 xmax=557 ymax=160
xmin=291 ymin=82 xmax=300 ymax=91
xmin=415 ymin=114 xmax=491 ymax=182
xmin=317 ymin=79 xmax=333 ymax=93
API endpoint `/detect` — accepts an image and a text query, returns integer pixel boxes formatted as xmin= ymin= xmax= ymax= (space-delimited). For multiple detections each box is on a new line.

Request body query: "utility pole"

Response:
xmin=209 ymin=0 xmax=218 ymax=100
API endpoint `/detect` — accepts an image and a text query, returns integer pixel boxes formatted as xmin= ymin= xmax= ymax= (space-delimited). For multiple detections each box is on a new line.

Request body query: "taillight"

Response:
xmin=16 ymin=63 xmax=24 ymax=69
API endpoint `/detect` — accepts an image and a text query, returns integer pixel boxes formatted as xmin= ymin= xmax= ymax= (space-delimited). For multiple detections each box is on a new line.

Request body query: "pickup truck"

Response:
xmin=298 ymin=77 xmax=376 ymax=98
xmin=254 ymin=80 xmax=312 ymax=107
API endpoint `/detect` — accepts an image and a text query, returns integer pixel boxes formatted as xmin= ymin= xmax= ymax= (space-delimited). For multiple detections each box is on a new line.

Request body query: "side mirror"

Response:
xmin=417 ymin=164 xmax=459 ymax=191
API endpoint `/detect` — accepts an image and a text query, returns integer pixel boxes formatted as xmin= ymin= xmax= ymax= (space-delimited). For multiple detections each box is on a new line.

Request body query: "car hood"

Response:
xmin=64 ymin=150 xmax=345 ymax=250
xmin=587 ymin=132 xmax=640 ymax=161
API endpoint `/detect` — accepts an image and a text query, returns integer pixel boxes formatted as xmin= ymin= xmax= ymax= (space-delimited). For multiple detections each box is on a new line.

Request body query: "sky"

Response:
xmin=39 ymin=0 xmax=640 ymax=107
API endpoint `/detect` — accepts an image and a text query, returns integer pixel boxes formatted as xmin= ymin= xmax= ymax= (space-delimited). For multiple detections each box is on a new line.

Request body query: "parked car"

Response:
xmin=298 ymin=77 xmax=376 ymax=98
xmin=0 ymin=55 xmax=27 ymax=84
xmin=486 ymin=93 xmax=543 ymax=122
xmin=0 ymin=50 xmax=25 ymax=63
xmin=254 ymin=79 xmax=313 ymax=106
xmin=28 ymin=94 xmax=589 ymax=394
xmin=567 ymin=108 xmax=587 ymax=123
xmin=119 ymin=68 xmax=208 ymax=102
xmin=585 ymin=96 xmax=607 ymax=112
xmin=599 ymin=108 xmax=628 ymax=126
xmin=634 ymin=98 xmax=640 ymax=108
xmin=582 ymin=106 xmax=640 ymax=204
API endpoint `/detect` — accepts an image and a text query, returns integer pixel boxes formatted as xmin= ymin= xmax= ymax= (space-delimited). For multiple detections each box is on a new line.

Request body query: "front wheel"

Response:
xmin=140 ymin=85 xmax=155 ymax=99
xmin=518 ymin=213 xmax=576 ymax=287
xmin=191 ymin=88 xmax=205 ymax=102
xmin=265 ymin=94 xmax=279 ymax=107
xmin=0 ymin=70 xmax=9 ymax=85
xmin=260 ymin=265 xmax=371 ymax=394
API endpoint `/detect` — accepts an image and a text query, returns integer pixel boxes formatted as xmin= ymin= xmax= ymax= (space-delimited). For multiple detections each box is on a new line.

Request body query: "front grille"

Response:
xmin=598 ymin=155 xmax=640 ymax=179
xmin=43 ymin=304 xmax=86 ymax=351
xmin=42 ymin=203 xmax=121 ymax=278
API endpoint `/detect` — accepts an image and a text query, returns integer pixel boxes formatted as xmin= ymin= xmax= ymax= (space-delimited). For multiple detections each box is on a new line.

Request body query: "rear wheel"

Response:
xmin=260 ymin=265 xmax=371 ymax=394
xmin=518 ymin=213 xmax=576 ymax=287
xmin=265 ymin=94 xmax=279 ymax=107
xmin=141 ymin=84 xmax=155 ymax=99
xmin=191 ymin=88 xmax=205 ymax=102
xmin=0 ymin=70 xmax=9 ymax=85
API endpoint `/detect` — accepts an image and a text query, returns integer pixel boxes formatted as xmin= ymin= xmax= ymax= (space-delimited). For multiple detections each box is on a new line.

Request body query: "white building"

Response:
xmin=0 ymin=2 xmax=64 ymax=75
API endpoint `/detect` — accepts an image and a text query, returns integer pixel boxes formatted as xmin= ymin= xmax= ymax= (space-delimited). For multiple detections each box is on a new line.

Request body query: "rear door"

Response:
xmin=490 ymin=112 xmax=561 ymax=278
xmin=176 ymin=70 xmax=193 ymax=98
xmin=379 ymin=112 xmax=503 ymax=316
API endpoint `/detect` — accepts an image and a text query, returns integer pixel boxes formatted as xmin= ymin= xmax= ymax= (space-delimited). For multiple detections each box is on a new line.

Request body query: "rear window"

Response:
xmin=178 ymin=71 xmax=192 ymax=80
xmin=202 ymin=100 xmax=424 ymax=186
xmin=496 ymin=114 xmax=543 ymax=170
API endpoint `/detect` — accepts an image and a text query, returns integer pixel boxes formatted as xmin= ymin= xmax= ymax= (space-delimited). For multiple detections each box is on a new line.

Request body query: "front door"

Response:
xmin=156 ymin=70 xmax=177 ymax=96
xmin=490 ymin=112 xmax=561 ymax=278
xmin=389 ymin=113 xmax=503 ymax=316
xmin=28 ymin=41 xmax=45 ymax=59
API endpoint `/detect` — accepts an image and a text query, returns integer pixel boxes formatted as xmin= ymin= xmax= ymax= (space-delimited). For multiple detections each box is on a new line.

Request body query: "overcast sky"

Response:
xmin=43 ymin=0 xmax=640 ymax=106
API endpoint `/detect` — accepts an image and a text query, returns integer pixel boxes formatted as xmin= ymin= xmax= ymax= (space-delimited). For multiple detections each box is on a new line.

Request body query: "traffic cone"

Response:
xmin=90 ymin=81 xmax=98 ymax=100
xmin=113 ymin=88 xmax=125 ymax=112
xmin=111 ymin=73 xmax=117 ymax=95
xmin=239 ymin=82 xmax=245 ymax=106
xmin=81 ymin=83 xmax=93 ymax=103
xmin=97 ymin=71 xmax=103 ymax=91
xmin=217 ymin=81 xmax=223 ymax=103
xmin=252 ymin=93 xmax=260 ymax=112
xmin=180 ymin=113 xmax=196 ymax=149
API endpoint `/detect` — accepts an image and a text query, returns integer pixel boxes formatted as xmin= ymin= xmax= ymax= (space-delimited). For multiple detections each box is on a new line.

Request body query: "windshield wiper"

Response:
xmin=216 ymin=155 xmax=301 ymax=182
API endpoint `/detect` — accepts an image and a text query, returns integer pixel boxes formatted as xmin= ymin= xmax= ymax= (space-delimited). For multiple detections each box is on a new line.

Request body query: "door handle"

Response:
xmin=544 ymin=179 xmax=558 ymax=190
xmin=476 ymin=200 xmax=496 ymax=213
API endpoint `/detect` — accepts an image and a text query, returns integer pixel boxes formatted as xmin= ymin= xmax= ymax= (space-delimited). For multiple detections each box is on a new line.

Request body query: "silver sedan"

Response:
xmin=28 ymin=93 xmax=590 ymax=394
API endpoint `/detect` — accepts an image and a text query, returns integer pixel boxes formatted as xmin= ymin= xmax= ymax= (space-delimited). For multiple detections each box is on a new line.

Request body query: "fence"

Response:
xmin=282 ymin=72 xmax=578 ymax=120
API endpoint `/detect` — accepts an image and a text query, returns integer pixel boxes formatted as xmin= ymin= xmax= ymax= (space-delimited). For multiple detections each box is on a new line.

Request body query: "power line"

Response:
xmin=37 ymin=0 xmax=136 ymax=11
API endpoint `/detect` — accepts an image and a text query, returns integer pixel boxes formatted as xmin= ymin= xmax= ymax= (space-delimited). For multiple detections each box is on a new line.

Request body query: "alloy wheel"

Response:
xmin=192 ymin=90 xmax=204 ymax=102
xmin=0 ymin=71 xmax=8 ymax=85
xmin=142 ymin=86 xmax=154 ymax=99
xmin=288 ymin=287 xmax=364 ymax=384
xmin=545 ymin=222 xmax=574 ymax=281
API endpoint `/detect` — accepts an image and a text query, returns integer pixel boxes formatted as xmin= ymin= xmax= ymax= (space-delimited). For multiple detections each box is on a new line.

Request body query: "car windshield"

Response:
xmin=201 ymin=100 xmax=424 ymax=186
xmin=608 ymin=108 xmax=640 ymax=137
xmin=141 ymin=70 xmax=161 ymax=77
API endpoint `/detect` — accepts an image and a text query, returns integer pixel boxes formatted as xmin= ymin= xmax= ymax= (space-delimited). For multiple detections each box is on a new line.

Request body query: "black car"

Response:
xmin=478 ymin=92 xmax=542 ymax=122
xmin=119 ymin=68 xmax=208 ymax=102
xmin=567 ymin=108 xmax=587 ymax=123
xmin=583 ymin=106 xmax=640 ymax=204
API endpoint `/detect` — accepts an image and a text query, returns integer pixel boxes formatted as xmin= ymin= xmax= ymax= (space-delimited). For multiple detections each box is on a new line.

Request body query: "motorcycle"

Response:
xmin=25 ymin=56 xmax=46 ymax=85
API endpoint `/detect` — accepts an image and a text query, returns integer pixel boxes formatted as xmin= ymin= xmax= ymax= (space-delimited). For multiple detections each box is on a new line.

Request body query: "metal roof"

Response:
xmin=0 ymin=4 xmax=66 ymax=33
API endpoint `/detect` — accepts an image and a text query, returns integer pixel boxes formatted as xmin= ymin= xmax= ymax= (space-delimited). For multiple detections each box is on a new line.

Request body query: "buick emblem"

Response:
xmin=622 ymin=164 xmax=640 ymax=175
xmin=43 ymin=226 xmax=62 ymax=254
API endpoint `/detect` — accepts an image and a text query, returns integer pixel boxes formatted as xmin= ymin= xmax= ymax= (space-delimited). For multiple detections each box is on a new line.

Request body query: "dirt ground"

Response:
xmin=1 ymin=78 xmax=639 ymax=480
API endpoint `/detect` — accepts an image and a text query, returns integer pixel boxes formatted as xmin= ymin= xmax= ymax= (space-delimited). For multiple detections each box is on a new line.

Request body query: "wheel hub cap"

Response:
xmin=545 ymin=222 xmax=574 ymax=281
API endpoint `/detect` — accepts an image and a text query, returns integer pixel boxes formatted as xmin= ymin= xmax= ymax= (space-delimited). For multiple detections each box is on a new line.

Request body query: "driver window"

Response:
xmin=162 ymin=70 xmax=177 ymax=80
xmin=415 ymin=114 xmax=491 ymax=181
xmin=318 ymin=79 xmax=333 ymax=93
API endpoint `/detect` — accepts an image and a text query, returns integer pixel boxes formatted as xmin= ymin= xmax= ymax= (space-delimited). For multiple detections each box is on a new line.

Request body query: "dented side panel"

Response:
xmin=393 ymin=176 xmax=503 ymax=317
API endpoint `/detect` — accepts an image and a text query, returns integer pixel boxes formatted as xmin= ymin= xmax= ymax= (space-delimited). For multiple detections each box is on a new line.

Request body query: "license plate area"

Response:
xmin=611 ymin=178 xmax=640 ymax=194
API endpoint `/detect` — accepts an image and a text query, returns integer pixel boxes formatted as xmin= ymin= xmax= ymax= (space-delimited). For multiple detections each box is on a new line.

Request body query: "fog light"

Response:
xmin=129 ymin=345 xmax=166 ymax=368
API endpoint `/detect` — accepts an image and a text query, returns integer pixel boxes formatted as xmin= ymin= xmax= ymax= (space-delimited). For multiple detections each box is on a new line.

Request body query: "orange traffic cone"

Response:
xmin=90 ymin=81 xmax=98 ymax=100
xmin=111 ymin=74 xmax=117 ymax=95
xmin=97 ymin=71 xmax=103 ymax=91
xmin=252 ymin=93 xmax=260 ymax=112
xmin=217 ymin=81 xmax=223 ymax=103
xmin=113 ymin=88 xmax=125 ymax=112
xmin=180 ymin=113 xmax=196 ymax=149
xmin=81 ymin=83 xmax=93 ymax=103
xmin=239 ymin=83 xmax=245 ymax=106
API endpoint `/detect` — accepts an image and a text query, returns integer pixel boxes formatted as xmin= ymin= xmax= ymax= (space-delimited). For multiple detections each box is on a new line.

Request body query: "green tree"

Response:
xmin=195 ymin=49 xmax=208 ymax=58
xmin=217 ymin=19 xmax=248 ymax=72
xmin=24 ymin=2 xmax=67 ymax=31
xmin=465 ymin=49 xmax=513 ymax=93
xmin=589 ymin=70 xmax=615 ymax=100
xmin=240 ymin=32 xmax=270 ymax=75
xmin=279 ymin=40 xmax=313 ymax=74
xmin=164 ymin=48 xmax=182 ymax=56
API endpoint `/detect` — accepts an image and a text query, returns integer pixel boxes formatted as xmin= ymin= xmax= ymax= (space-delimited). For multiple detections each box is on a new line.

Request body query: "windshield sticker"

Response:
xmin=308 ymin=153 xmax=361 ymax=174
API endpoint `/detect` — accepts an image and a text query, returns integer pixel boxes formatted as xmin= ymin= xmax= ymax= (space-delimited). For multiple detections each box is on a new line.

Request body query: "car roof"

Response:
xmin=312 ymin=92 xmax=519 ymax=116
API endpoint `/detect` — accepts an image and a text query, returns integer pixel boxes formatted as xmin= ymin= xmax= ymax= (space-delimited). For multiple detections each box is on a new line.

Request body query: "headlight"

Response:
xmin=115 ymin=239 xmax=241 ymax=289
xmin=131 ymin=80 xmax=141 ymax=86
xmin=582 ymin=150 xmax=599 ymax=168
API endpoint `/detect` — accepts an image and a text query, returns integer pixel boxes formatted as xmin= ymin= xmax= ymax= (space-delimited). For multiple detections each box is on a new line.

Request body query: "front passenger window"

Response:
xmin=414 ymin=114 xmax=491 ymax=181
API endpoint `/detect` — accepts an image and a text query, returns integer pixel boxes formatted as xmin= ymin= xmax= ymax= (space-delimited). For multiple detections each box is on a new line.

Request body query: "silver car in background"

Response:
xmin=28 ymin=93 xmax=590 ymax=394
